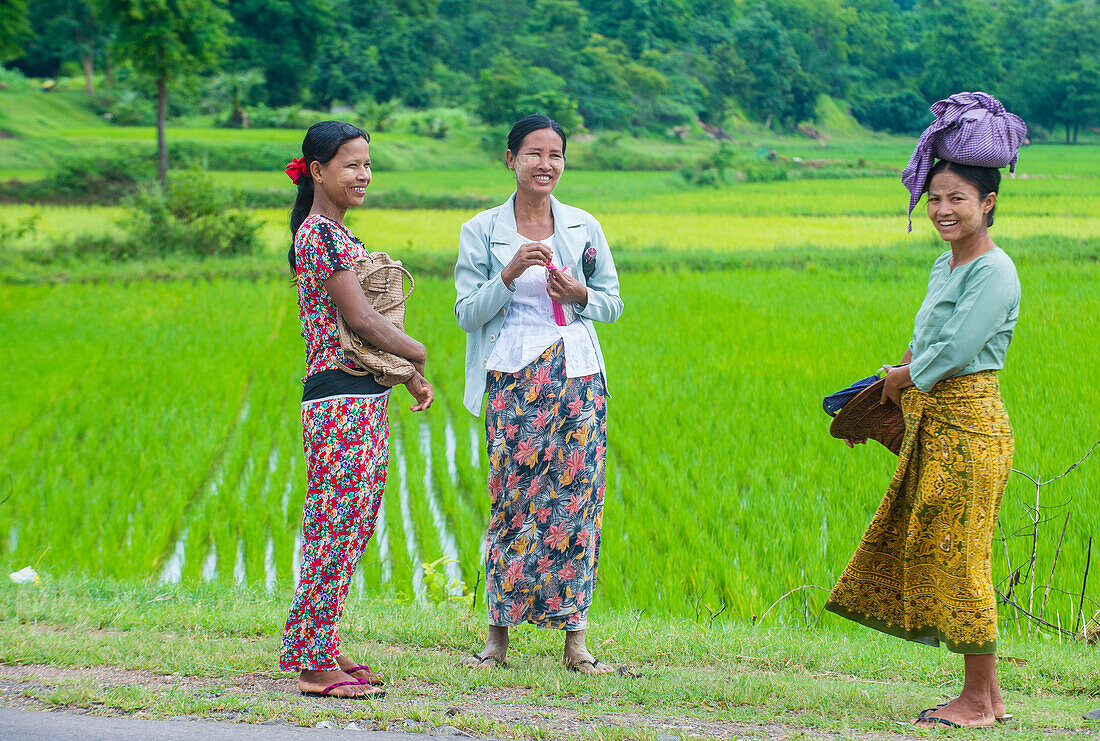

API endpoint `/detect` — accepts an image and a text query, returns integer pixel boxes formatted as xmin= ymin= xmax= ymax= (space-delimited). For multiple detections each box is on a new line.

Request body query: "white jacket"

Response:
xmin=453 ymin=193 xmax=623 ymax=416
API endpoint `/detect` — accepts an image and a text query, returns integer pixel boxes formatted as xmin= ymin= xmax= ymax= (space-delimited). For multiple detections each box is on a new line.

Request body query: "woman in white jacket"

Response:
xmin=454 ymin=114 xmax=623 ymax=674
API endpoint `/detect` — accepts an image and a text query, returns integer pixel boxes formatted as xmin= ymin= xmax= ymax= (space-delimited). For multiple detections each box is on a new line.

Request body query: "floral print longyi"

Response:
xmin=484 ymin=340 xmax=607 ymax=630
xmin=279 ymin=393 xmax=389 ymax=671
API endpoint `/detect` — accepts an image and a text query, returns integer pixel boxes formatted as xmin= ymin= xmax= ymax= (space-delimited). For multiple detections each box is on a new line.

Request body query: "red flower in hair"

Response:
xmin=285 ymin=157 xmax=309 ymax=185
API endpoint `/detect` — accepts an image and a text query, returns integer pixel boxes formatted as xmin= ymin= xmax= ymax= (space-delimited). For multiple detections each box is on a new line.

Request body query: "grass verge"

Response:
xmin=1 ymin=577 xmax=1097 ymax=739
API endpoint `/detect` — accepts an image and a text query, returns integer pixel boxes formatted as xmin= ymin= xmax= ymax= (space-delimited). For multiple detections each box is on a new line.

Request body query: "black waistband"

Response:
xmin=302 ymin=368 xmax=388 ymax=402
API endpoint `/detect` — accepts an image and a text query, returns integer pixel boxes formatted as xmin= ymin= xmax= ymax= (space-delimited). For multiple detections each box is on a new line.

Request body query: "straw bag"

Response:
xmin=824 ymin=375 xmax=905 ymax=455
xmin=334 ymin=252 xmax=416 ymax=387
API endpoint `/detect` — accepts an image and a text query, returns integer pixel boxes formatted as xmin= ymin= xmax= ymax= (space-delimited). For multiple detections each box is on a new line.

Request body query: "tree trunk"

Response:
xmin=82 ymin=52 xmax=95 ymax=96
xmin=1073 ymin=121 xmax=1079 ymax=145
xmin=157 ymin=76 xmax=168 ymax=189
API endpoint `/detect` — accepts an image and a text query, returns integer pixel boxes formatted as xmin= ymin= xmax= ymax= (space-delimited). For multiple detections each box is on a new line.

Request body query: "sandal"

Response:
xmin=345 ymin=663 xmax=385 ymax=686
xmin=565 ymin=657 xmax=612 ymax=674
xmin=468 ymin=652 xmax=505 ymax=668
xmin=914 ymin=716 xmax=962 ymax=728
xmin=300 ymin=679 xmax=386 ymax=700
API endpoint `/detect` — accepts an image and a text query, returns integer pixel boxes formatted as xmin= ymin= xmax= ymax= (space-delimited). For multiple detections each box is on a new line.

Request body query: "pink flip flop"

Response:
xmin=345 ymin=663 xmax=385 ymax=686
xmin=301 ymin=679 xmax=385 ymax=699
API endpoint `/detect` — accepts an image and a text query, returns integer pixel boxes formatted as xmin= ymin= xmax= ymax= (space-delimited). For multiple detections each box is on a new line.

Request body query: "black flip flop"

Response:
xmin=469 ymin=652 xmax=506 ymax=668
xmin=566 ymin=657 xmax=611 ymax=674
xmin=917 ymin=716 xmax=962 ymax=728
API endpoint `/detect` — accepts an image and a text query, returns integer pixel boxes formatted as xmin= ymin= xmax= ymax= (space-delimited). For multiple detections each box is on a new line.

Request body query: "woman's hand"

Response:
xmin=404 ymin=372 xmax=433 ymax=412
xmin=844 ymin=438 xmax=868 ymax=449
xmin=502 ymin=242 xmax=553 ymax=288
xmin=547 ymin=266 xmax=588 ymax=307
xmin=881 ymin=365 xmax=914 ymax=406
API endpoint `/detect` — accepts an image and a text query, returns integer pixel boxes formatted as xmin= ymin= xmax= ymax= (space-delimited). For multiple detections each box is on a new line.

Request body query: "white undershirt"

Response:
xmin=485 ymin=233 xmax=599 ymax=377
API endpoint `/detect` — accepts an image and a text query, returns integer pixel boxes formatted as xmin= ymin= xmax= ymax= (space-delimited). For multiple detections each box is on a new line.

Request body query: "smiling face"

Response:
xmin=926 ymin=169 xmax=996 ymax=243
xmin=506 ymin=127 xmax=565 ymax=197
xmin=313 ymin=136 xmax=371 ymax=209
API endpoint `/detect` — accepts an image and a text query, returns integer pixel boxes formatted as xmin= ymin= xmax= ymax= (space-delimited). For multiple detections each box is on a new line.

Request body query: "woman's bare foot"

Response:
xmin=563 ymin=629 xmax=614 ymax=675
xmin=336 ymin=653 xmax=384 ymax=685
xmin=298 ymin=669 xmax=378 ymax=698
xmin=461 ymin=624 xmax=509 ymax=669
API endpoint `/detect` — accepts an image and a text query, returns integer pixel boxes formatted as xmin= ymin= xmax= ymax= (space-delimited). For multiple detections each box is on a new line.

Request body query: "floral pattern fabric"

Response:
xmin=825 ymin=371 xmax=1013 ymax=654
xmin=484 ymin=340 xmax=607 ymax=630
xmin=295 ymin=214 xmax=368 ymax=379
xmin=279 ymin=392 xmax=390 ymax=671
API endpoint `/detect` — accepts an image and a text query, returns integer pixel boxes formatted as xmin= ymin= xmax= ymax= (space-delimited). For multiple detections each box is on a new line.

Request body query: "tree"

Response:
xmin=0 ymin=0 xmax=33 ymax=63
xmin=767 ymin=0 xmax=857 ymax=96
xmin=731 ymin=8 xmax=817 ymax=128
xmin=916 ymin=0 xmax=1005 ymax=101
xmin=225 ymin=0 xmax=333 ymax=107
xmin=205 ymin=69 xmax=266 ymax=126
xmin=19 ymin=0 xmax=112 ymax=94
xmin=475 ymin=53 xmax=583 ymax=132
xmin=101 ymin=0 xmax=230 ymax=186
xmin=1014 ymin=0 xmax=1100 ymax=143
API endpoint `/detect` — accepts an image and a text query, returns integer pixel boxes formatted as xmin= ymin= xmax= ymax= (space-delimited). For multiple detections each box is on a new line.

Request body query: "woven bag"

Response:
xmin=827 ymin=378 xmax=905 ymax=455
xmin=334 ymin=252 xmax=416 ymax=387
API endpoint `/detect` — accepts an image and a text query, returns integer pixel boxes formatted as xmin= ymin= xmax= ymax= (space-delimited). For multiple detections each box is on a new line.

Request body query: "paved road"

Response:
xmin=0 ymin=709 xmax=487 ymax=741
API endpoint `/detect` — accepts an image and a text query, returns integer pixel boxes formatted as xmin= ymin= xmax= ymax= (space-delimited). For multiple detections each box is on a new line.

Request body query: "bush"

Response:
xmin=677 ymin=145 xmax=792 ymax=186
xmin=570 ymin=133 xmax=698 ymax=172
xmin=89 ymin=87 xmax=156 ymax=126
xmin=677 ymin=143 xmax=741 ymax=186
xmin=407 ymin=114 xmax=449 ymax=139
xmin=0 ymin=153 xmax=154 ymax=204
xmin=121 ymin=178 xmax=261 ymax=258
xmin=168 ymin=139 xmax=293 ymax=171
xmin=353 ymin=97 xmax=398 ymax=133
xmin=243 ymin=185 xmax=493 ymax=210
xmin=851 ymin=91 xmax=932 ymax=135
xmin=51 ymin=154 xmax=155 ymax=201
xmin=60 ymin=177 xmax=261 ymax=261
xmin=223 ymin=103 xmax=312 ymax=130
xmin=0 ymin=67 xmax=35 ymax=92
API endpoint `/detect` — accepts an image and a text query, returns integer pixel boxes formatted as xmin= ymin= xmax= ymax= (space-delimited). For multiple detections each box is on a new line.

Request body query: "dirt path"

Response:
xmin=0 ymin=663 xmax=913 ymax=740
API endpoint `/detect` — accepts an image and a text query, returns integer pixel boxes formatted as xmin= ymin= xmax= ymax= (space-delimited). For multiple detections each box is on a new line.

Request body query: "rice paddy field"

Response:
xmin=1 ymin=129 xmax=1098 ymax=638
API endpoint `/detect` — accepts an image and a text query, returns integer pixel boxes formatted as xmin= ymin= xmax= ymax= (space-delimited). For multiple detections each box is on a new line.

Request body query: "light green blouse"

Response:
xmin=908 ymin=247 xmax=1020 ymax=392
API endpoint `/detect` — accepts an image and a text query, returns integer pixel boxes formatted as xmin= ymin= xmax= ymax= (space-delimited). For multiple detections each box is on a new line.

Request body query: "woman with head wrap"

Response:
xmin=454 ymin=114 xmax=623 ymax=674
xmin=825 ymin=92 xmax=1027 ymax=728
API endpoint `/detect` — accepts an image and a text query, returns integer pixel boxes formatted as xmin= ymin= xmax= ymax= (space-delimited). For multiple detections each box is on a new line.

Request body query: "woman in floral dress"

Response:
xmin=454 ymin=114 xmax=623 ymax=674
xmin=280 ymin=120 xmax=433 ymax=699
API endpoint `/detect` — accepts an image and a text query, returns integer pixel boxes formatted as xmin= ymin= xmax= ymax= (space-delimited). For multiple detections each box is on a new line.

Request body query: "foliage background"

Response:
xmin=4 ymin=0 xmax=1099 ymax=141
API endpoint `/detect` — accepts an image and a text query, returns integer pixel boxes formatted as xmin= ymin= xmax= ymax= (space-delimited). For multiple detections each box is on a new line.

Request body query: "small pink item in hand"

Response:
xmin=546 ymin=263 xmax=568 ymax=327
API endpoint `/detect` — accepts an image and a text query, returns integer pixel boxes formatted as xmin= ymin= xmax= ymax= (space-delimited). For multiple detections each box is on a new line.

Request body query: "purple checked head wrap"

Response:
xmin=902 ymin=91 xmax=1027 ymax=231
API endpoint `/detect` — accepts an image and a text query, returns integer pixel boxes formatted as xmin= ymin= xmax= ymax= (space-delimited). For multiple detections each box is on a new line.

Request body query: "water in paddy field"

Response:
xmin=393 ymin=436 xmax=424 ymax=598
xmin=469 ymin=422 xmax=480 ymax=469
xmin=292 ymin=534 xmax=301 ymax=584
xmin=418 ymin=422 xmax=464 ymax=593
xmin=444 ymin=418 xmax=458 ymax=485
xmin=201 ymin=543 xmax=217 ymax=581
xmin=160 ymin=528 xmax=187 ymax=585
xmin=375 ymin=498 xmax=393 ymax=585
xmin=234 ymin=541 xmax=246 ymax=586
xmin=264 ymin=537 xmax=276 ymax=591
